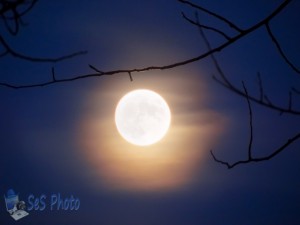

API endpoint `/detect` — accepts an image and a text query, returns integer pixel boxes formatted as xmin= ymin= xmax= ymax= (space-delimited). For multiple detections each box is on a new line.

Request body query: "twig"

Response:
xmin=89 ymin=64 xmax=104 ymax=74
xmin=181 ymin=12 xmax=231 ymax=40
xmin=0 ymin=35 xmax=87 ymax=62
xmin=288 ymin=91 xmax=292 ymax=110
xmin=242 ymin=82 xmax=253 ymax=160
xmin=266 ymin=23 xmax=300 ymax=74
xmin=264 ymin=95 xmax=273 ymax=106
xmin=194 ymin=13 xmax=234 ymax=89
xmin=211 ymin=132 xmax=300 ymax=169
xmin=257 ymin=72 xmax=264 ymax=101
xmin=2 ymin=12 xmax=19 ymax=35
xmin=178 ymin=0 xmax=243 ymax=32
xmin=216 ymin=77 xmax=300 ymax=115
xmin=51 ymin=67 xmax=56 ymax=81
xmin=128 ymin=72 xmax=133 ymax=82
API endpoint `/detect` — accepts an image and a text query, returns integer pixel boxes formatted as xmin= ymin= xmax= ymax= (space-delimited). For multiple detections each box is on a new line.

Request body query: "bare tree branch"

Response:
xmin=193 ymin=6 xmax=300 ymax=168
xmin=181 ymin=12 xmax=231 ymax=40
xmin=0 ymin=0 xmax=38 ymax=18
xmin=210 ymin=132 xmax=300 ymax=169
xmin=266 ymin=23 xmax=300 ymax=74
xmin=256 ymin=72 xmax=264 ymax=102
xmin=178 ymin=0 xmax=243 ymax=32
xmin=0 ymin=0 xmax=298 ymax=170
xmin=128 ymin=72 xmax=133 ymax=82
xmin=243 ymin=83 xmax=253 ymax=160
xmin=263 ymin=95 xmax=273 ymax=106
xmin=210 ymin=79 xmax=300 ymax=169
xmin=0 ymin=0 xmax=87 ymax=64
xmin=89 ymin=64 xmax=104 ymax=74
xmin=288 ymin=91 xmax=292 ymax=110
xmin=190 ymin=8 xmax=300 ymax=116
xmin=0 ymin=0 xmax=38 ymax=35
xmin=2 ymin=12 xmax=19 ymax=35
xmin=0 ymin=35 xmax=87 ymax=62
xmin=51 ymin=67 xmax=56 ymax=81
xmin=0 ymin=0 xmax=292 ymax=89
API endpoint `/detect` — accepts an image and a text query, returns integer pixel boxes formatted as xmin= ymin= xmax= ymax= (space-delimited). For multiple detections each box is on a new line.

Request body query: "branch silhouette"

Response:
xmin=181 ymin=12 xmax=231 ymax=40
xmin=178 ymin=0 xmax=243 ymax=32
xmin=209 ymin=79 xmax=300 ymax=169
xmin=0 ymin=0 xmax=293 ymax=89
xmin=0 ymin=0 xmax=299 ymax=168
xmin=192 ymin=7 xmax=300 ymax=168
xmin=0 ymin=0 xmax=87 ymax=64
xmin=0 ymin=0 xmax=38 ymax=35
xmin=265 ymin=23 xmax=300 ymax=74
xmin=188 ymin=9 xmax=300 ymax=116
xmin=0 ymin=35 xmax=87 ymax=62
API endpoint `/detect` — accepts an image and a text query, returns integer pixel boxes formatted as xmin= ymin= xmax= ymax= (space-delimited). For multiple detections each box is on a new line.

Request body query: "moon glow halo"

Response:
xmin=115 ymin=89 xmax=171 ymax=146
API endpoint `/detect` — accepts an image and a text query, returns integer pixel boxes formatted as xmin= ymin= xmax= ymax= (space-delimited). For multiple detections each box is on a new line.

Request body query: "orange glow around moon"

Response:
xmin=78 ymin=73 xmax=226 ymax=192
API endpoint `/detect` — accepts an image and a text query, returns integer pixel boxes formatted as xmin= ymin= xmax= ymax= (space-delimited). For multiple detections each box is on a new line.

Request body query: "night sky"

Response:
xmin=1 ymin=1 xmax=300 ymax=224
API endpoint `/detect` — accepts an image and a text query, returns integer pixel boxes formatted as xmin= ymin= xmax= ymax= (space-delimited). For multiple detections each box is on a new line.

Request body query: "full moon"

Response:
xmin=115 ymin=89 xmax=171 ymax=146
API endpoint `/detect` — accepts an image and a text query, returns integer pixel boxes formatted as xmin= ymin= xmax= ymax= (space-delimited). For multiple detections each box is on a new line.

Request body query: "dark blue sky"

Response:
xmin=1 ymin=1 xmax=300 ymax=224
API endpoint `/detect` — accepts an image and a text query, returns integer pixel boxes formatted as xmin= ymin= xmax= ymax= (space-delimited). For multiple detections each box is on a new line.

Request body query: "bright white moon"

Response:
xmin=115 ymin=89 xmax=171 ymax=146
